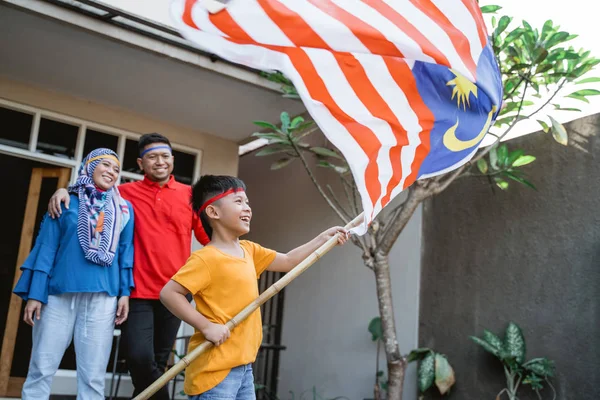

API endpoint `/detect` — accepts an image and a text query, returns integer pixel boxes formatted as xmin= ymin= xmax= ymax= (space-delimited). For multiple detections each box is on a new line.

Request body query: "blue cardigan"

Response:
xmin=14 ymin=195 xmax=135 ymax=304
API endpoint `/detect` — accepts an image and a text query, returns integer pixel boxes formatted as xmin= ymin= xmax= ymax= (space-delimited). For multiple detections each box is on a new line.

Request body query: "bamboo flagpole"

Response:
xmin=133 ymin=213 xmax=364 ymax=400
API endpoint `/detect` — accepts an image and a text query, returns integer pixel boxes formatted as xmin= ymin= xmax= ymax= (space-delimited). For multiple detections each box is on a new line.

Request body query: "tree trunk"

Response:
xmin=379 ymin=186 xmax=424 ymax=255
xmin=374 ymin=252 xmax=406 ymax=399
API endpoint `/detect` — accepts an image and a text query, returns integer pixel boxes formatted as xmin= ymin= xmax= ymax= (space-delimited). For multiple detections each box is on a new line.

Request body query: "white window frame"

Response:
xmin=0 ymin=98 xmax=203 ymax=185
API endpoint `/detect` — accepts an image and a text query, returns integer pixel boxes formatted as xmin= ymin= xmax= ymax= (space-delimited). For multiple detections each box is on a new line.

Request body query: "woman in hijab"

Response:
xmin=14 ymin=148 xmax=135 ymax=400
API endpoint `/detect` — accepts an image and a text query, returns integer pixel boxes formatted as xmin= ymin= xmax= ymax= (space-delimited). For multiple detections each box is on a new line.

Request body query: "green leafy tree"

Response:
xmin=250 ymin=7 xmax=597 ymax=399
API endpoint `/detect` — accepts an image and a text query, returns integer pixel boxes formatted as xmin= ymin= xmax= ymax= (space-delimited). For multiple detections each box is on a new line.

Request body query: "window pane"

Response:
xmin=120 ymin=176 xmax=141 ymax=184
xmin=0 ymin=106 xmax=33 ymax=150
xmin=36 ymin=118 xmax=78 ymax=159
xmin=173 ymin=149 xmax=196 ymax=185
xmin=123 ymin=139 xmax=143 ymax=174
xmin=83 ymin=128 xmax=119 ymax=157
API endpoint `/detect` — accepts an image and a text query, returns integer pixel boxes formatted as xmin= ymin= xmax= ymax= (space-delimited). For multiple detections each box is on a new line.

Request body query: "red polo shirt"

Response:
xmin=119 ymin=175 xmax=202 ymax=299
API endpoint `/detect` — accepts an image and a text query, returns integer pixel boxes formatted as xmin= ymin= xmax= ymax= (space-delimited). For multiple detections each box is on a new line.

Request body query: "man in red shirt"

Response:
xmin=48 ymin=133 xmax=203 ymax=399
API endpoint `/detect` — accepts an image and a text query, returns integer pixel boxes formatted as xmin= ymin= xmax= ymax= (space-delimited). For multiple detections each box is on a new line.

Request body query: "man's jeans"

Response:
xmin=122 ymin=298 xmax=182 ymax=399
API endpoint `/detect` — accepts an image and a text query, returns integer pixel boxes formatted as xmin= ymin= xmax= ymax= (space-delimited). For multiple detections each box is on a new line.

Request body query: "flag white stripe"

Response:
xmin=227 ymin=1 xmax=295 ymax=46
xmin=329 ymin=0 xmax=435 ymax=63
xmin=383 ymin=0 xmax=474 ymax=81
xmin=188 ymin=2 xmax=227 ymax=36
xmin=278 ymin=0 xmax=371 ymax=54
xmin=353 ymin=53 xmax=424 ymax=199
xmin=279 ymin=51 xmax=374 ymax=233
xmin=173 ymin=3 xmax=282 ymax=71
xmin=431 ymin=0 xmax=484 ymax=69
xmin=347 ymin=54 xmax=405 ymax=216
xmin=305 ymin=48 xmax=396 ymax=218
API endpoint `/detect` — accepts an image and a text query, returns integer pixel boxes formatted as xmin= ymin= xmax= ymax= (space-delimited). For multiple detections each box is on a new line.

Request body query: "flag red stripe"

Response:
xmin=286 ymin=49 xmax=382 ymax=208
xmin=258 ymin=0 xmax=330 ymax=49
xmin=206 ymin=6 xmax=288 ymax=55
xmin=208 ymin=8 xmax=257 ymax=42
xmin=383 ymin=58 xmax=434 ymax=188
xmin=308 ymin=0 xmax=404 ymax=57
xmin=364 ymin=0 xmax=451 ymax=67
xmin=409 ymin=0 xmax=477 ymax=77
xmin=332 ymin=53 xmax=408 ymax=209
xmin=461 ymin=0 xmax=487 ymax=49
xmin=244 ymin=0 xmax=384 ymax=209
xmin=183 ymin=0 xmax=199 ymax=29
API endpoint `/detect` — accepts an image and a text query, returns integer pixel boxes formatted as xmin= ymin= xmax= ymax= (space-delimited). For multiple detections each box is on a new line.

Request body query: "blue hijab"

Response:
xmin=67 ymin=148 xmax=130 ymax=266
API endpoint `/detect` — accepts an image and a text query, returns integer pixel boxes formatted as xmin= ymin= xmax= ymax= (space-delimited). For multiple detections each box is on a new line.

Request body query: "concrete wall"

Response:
xmin=419 ymin=114 xmax=600 ymax=399
xmin=239 ymin=152 xmax=422 ymax=400
xmin=0 ymin=76 xmax=239 ymax=176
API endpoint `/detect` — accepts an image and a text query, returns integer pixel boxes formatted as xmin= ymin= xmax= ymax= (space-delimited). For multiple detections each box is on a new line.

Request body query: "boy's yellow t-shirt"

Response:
xmin=171 ymin=240 xmax=277 ymax=395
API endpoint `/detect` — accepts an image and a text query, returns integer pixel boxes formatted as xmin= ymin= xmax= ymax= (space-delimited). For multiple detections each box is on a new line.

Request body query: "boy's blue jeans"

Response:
xmin=189 ymin=364 xmax=256 ymax=400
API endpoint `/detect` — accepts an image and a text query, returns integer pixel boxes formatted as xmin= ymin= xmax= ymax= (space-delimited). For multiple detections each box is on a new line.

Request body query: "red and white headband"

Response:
xmin=196 ymin=188 xmax=245 ymax=245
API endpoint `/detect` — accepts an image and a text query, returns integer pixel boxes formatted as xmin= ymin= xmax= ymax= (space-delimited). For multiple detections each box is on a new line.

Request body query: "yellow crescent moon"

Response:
xmin=443 ymin=106 xmax=498 ymax=152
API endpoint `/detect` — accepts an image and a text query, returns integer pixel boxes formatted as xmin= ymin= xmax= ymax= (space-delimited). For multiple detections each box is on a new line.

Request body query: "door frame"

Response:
xmin=0 ymin=167 xmax=70 ymax=397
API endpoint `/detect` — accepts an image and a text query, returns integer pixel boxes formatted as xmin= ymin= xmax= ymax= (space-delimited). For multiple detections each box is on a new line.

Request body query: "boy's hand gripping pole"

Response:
xmin=133 ymin=213 xmax=364 ymax=400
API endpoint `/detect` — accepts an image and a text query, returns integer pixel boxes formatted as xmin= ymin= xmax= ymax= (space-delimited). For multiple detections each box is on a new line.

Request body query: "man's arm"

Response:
xmin=49 ymin=182 xmax=133 ymax=219
xmin=160 ymin=280 xmax=230 ymax=346
xmin=48 ymin=188 xmax=70 ymax=219
xmin=267 ymin=226 xmax=349 ymax=273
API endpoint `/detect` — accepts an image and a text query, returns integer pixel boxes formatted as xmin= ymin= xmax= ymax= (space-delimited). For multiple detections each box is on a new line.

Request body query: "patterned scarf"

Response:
xmin=68 ymin=148 xmax=130 ymax=267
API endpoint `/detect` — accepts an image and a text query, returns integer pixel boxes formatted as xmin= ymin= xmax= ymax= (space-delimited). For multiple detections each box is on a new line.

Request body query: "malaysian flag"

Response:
xmin=171 ymin=0 xmax=503 ymax=235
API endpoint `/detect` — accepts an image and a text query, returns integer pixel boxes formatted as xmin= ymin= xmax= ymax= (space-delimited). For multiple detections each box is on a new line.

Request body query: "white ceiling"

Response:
xmin=0 ymin=3 xmax=305 ymax=143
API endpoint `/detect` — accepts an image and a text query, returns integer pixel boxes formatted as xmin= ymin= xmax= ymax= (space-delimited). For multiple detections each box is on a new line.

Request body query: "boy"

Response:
xmin=160 ymin=175 xmax=349 ymax=399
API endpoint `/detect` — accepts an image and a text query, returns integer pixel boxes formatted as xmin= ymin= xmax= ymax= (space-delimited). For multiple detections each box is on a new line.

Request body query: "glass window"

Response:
xmin=36 ymin=118 xmax=78 ymax=159
xmin=119 ymin=176 xmax=141 ymax=185
xmin=172 ymin=149 xmax=196 ymax=185
xmin=123 ymin=138 xmax=143 ymax=174
xmin=83 ymin=128 xmax=119 ymax=157
xmin=0 ymin=106 xmax=33 ymax=149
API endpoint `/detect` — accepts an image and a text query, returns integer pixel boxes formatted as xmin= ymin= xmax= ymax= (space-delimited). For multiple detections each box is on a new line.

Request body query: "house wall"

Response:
xmin=419 ymin=114 xmax=600 ymax=399
xmin=239 ymin=152 xmax=422 ymax=400
xmin=0 ymin=75 xmax=239 ymax=397
xmin=0 ymin=76 xmax=239 ymax=176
